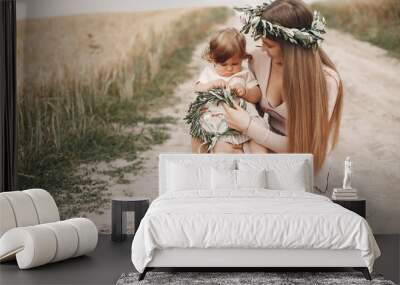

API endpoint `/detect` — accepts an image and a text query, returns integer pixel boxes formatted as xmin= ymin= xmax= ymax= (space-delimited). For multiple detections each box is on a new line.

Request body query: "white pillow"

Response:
xmin=238 ymin=159 xmax=307 ymax=191
xmin=167 ymin=162 xmax=211 ymax=191
xmin=267 ymin=163 xmax=306 ymax=191
xmin=211 ymin=168 xmax=236 ymax=190
xmin=167 ymin=158 xmax=236 ymax=170
xmin=236 ymin=169 xmax=267 ymax=189
xmin=211 ymin=168 xmax=268 ymax=190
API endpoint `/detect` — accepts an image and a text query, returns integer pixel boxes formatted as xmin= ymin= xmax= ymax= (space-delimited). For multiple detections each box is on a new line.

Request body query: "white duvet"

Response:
xmin=131 ymin=190 xmax=380 ymax=273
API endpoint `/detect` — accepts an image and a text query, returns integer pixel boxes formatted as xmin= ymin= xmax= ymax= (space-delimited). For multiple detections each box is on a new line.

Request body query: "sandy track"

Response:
xmin=87 ymin=17 xmax=400 ymax=234
xmin=317 ymin=29 xmax=400 ymax=234
xmin=85 ymin=17 xmax=235 ymax=234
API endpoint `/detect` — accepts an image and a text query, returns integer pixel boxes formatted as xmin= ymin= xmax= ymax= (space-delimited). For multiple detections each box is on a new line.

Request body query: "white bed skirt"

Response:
xmin=148 ymin=248 xmax=366 ymax=268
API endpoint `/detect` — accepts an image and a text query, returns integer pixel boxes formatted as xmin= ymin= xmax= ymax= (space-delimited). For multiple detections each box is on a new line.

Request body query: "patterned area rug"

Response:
xmin=116 ymin=271 xmax=396 ymax=285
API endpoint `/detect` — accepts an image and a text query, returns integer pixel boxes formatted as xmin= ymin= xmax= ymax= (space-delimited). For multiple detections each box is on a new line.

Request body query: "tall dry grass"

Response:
xmin=16 ymin=9 xmax=191 ymax=88
xmin=17 ymin=7 xmax=232 ymax=217
xmin=312 ymin=0 xmax=400 ymax=57
xmin=17 ymin=28 xmax=164 ymax=159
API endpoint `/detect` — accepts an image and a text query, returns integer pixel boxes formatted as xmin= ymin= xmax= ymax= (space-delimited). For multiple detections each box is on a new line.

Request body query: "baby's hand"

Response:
xmin=230 ymin=84 xmax=246 ymax=98
xmin=199 ymin=107 xmax=208 ymax=115
xmin=209 ymin=79 xmax=227 ymax=90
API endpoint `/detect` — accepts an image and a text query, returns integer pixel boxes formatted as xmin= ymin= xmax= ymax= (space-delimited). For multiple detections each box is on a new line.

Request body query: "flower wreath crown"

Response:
xmin=234 ymin=1 xmax=326 ymax=49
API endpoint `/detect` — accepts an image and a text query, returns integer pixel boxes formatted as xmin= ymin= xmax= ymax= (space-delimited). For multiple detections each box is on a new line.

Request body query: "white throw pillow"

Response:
xmin=211 ymin=168 xmax=268 ymax=191
xmin=238 ymin=159 xmax=307 ymax=191
xmin=211 ymin=168 xmax=236 ymax=190
xmin=167 ymin=162 xmax=211 ymax=191
xmin=267 ymin=162 xmax=307 ymax=191
xmin=236 ymin=169 xmax=267 ymax=189
xmin=166 ymin=158 xmax=236 ymax=171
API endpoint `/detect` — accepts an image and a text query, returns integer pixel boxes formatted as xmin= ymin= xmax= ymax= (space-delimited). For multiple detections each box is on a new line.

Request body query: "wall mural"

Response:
xmin=16 ymin=0 xmax=400 ymax=234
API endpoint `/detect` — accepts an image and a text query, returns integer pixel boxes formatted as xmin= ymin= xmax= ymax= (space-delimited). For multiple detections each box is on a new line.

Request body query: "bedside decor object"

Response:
xmin=112 ymin=197 xmax=150 ymax=242
xmin=0 ymin=189 xmax=98 ymax=269
xmin=332 ymin=199 xmax=366 ymax=218
xmin=332 ymin=157 xmax=359 ymax=200
xmin=343 ymin=156 xmax=352 ymax=190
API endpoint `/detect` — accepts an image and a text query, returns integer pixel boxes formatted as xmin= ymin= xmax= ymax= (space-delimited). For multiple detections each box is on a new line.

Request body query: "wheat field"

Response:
xmin=16 ymin=7 xmax=232 ymax=218
xmin=16 ymin=9 xmax=195 ymax=88
xmin=313 ymin=0 xmax=400 ymax=58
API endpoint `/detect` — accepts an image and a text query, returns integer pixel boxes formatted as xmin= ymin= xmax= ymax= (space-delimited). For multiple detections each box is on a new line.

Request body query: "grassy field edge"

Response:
xmin=17 ymin=7 xmax=233 ymax=218
xmin=312 ymin=0 xmax=400 ymax=58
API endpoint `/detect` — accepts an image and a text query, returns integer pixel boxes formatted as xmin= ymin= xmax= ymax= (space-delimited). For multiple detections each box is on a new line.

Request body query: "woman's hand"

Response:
xmin=221 ymin=100 xmax=251 ymax=133
xmin=191 ymin=137 xmax=208 ymax=153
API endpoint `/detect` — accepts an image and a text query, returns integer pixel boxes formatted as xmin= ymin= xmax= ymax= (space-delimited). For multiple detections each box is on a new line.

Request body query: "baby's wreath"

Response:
xmin=184 ymin=88 xmax=247 ymax=152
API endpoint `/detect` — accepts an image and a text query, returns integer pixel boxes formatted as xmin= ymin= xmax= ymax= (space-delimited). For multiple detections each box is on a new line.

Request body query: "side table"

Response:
xmin=111 ymin=197 xmax=150 ymax=242
xmin=332 ymin=199 xmax=366 ymax=218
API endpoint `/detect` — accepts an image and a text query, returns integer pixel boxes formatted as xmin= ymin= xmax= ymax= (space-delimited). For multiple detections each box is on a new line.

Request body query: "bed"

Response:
xmin=131 ymin=154 xmax=381 ymax=281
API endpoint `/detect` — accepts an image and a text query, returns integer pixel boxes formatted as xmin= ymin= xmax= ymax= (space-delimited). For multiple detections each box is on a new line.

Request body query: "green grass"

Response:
xmin=312 ymin=0 xmax=400 ymax=58
xmin=17 ymin=7 xmax=233 ymax=218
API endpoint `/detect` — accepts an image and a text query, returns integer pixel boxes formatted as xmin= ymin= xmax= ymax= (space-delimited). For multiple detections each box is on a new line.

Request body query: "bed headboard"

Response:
xmin=159 ymin=153 xmax=314 ymax=195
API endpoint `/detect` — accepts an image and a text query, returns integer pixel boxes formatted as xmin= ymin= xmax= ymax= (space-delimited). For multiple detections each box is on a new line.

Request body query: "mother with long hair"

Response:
xmin=192 ymin=0 xmax=343 ymax=173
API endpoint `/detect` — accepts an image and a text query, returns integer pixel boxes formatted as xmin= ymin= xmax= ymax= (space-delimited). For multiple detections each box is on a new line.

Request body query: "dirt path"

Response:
xmin=316 ymin=29 xmax=400 ymax=234
xmin=85 ymin=17 xmax=241 ymax=233
xmin=86 ymin=17 xmax=400 ymax=234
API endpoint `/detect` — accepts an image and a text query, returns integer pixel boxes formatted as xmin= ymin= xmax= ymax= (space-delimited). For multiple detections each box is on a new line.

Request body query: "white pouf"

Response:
xmin=0 ymin=189 xmax=98 ymax=269
xmin=0 ymin=196 xmax=16 ymax=237
xmin=24 ymin=188 xmax=60 ymax=223
xmin=42 ymin=221 xmax=79 ymax=262
xmin=1 ymin=191 xmax=39 ymax=227
xmin=0 ymin=226 xmax=57 ymax=268
xmin=66 ymin=218 xmax=98 ymax=257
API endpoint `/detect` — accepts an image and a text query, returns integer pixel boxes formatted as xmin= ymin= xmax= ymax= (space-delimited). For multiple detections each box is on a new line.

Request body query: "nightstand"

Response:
xmin=111 ymin=197 xmax=150 ymax=242
xmin=332 ymin=199 xmax=366 ymax=218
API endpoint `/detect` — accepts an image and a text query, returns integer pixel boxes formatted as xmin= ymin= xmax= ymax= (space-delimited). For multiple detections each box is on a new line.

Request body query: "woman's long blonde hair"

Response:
xmin=262 ymin=0 xmax=343 ymax=172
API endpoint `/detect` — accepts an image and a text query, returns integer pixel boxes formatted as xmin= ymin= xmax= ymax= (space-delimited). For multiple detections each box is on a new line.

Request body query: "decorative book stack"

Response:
xmin=332 ymin=188 xmax=359 ymax=200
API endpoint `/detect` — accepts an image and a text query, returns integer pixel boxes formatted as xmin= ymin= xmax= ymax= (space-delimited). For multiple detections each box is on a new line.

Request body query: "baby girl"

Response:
xmin=194 ymin=27 xmax=266 ymax=153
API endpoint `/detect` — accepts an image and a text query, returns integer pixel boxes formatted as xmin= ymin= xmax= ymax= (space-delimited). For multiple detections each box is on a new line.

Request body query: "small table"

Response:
xmin=111 ymin=197 xmax=150 ymax=242
xmin=332 ymin=199 xmax=366 ymax=218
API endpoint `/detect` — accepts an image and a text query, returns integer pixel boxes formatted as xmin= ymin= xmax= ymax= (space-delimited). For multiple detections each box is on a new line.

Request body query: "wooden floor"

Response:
xmin=0 ymin=235 xmax=398 ymax=285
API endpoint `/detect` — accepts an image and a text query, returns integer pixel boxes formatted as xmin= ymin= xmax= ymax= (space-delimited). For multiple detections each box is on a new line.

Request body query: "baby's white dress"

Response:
xmin=196 ymin=65 xmax=259 ymax=149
